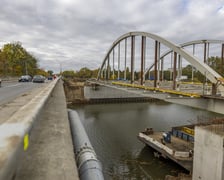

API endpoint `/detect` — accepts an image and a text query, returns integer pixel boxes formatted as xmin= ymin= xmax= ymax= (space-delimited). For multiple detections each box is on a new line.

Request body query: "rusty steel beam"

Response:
xmin=178 ymin=54 xmax=182 ymax=81
xmin=173 ymin=52 xmax=177 ymax=90
xmin=154 ymin=41 xmax=158 ymax=88
xmin=112 ymin=49 xmax=115 ymax=79
xmin=124 ymin=38 xmax=127 ymax=80
xmin=204 ymin=42 xmax=207 ymax=63
xmin=157 ymin=42 xmax=161 ymax=83
xmin=100 ymin=67 xmax=103 ymax=79
xmin=207 ymin=42 xmax=210 ymax=60
xmin=221 ymin=44 xmax=224 ymax=75
xmin=170 ymin=51 xmax=173 ymax=81
xmin=131 ymin=36 xmax=135 ymax=84
xmin=107 ymin=55 xmax=110 ymax=80
xmin=118 ymin=43 xmax=120 ymax=80
xmin=141 ymin=36 xmax=146 ymax=85
xmin=161 ymin=58 xmax=164 ymax=81
xmin=104 ymin=66 xmax=106 ymax=80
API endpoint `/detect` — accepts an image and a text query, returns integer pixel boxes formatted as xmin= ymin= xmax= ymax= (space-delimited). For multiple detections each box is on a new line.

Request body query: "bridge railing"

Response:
xmin=112 ymin=81 xmax=201 ymax=98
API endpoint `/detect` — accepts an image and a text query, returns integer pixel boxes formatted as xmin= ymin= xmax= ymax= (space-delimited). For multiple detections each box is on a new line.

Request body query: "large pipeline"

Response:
xmin=0 ymin=79 xmax=59 ymax=180
xmin=68 ymin=110 xmax=104 ymax=180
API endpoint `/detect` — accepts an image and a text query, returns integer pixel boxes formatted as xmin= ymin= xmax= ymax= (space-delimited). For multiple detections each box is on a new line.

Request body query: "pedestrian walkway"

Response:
xmin=15 ymin=80 xmax=79 ymax=180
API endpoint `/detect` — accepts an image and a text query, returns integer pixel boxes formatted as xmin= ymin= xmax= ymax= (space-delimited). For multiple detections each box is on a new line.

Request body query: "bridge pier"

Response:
xmin=221 ymin=44 xmax=224 ymax=75
xmin=173 ymin=52 xmax=177 ymax=90
xmin=154 ymin=41 xmax=158 ymax=88
xmin=131 ymin=35 xmax=135 ymax=84
xmin=140 ymin=36 xmax=146 ymax=85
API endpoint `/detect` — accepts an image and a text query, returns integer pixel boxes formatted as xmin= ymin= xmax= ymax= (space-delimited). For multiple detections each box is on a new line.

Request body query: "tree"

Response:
xmin=207 ymin=56 xmax=223 ymax=76
xmin=47 ymin=70 xmax=54 ymax=76
xmin=182 ymin=65 xmax=193 ymax=79
xmin=0 ymin=50 xmax=8 ymax=76
xmin=62 ymin=70 xmax=76 ymax=78
xmin=36 ymin=68 xmax=48 ymax=76
xmin=91 ymin=68 xmax=99 ymax=78
xmin=0 ymin=42 xmax=38 ymax=76
xmin=76 ymin=67 xmax=92 ymax=78
xmin=181 ymin=56 xmax=224 ymax=83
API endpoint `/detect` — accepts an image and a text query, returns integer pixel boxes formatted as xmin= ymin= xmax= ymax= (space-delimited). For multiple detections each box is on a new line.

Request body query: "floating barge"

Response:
xmin=137 ymin=126 xmax=195 ymax=172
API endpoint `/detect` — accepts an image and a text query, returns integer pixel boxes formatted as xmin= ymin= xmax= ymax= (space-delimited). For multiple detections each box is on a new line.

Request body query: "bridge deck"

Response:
xmin=15 ymin=80 xmax=79 ymax=180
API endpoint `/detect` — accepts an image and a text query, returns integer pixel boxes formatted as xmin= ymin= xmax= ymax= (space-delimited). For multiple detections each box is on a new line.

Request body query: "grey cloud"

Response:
xmin=0 ymin=0 xmax=224 ymax=73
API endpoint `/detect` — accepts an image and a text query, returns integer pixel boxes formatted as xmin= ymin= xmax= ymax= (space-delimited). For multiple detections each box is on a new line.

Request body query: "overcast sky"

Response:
xmin=0 ymin=0 xmax=224 ymax=73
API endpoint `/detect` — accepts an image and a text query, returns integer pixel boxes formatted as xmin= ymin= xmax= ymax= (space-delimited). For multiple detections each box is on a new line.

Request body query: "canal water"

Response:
xmin=71 ymin=101 xmax=222 ymax=179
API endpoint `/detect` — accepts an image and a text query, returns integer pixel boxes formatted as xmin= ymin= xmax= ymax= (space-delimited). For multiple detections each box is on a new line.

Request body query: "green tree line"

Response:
xmin=62 ymin=67 xmax=99 ymax=79
xmin=62 ymin=56 xmax=224 ymax=82
xmin=0 ymin=42 xmax=40 ymax=76
xmin=181 ymin=56 xmax=224 ymax=82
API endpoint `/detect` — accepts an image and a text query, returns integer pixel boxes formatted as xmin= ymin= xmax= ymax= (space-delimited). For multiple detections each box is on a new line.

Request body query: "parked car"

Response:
xmin=33 ymin=75 xmax=45 ymax=83
xmin=18 ymin=75 xmax=32 ymax=82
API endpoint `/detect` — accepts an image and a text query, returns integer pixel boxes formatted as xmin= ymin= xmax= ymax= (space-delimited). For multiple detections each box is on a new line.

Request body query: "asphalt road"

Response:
xmin=0 ymin=81 xmax=48 ymax=105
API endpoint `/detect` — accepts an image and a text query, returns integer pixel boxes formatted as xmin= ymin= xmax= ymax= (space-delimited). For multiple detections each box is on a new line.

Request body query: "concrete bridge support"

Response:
xmin=193 ymin=125 xmax=224 ymax=180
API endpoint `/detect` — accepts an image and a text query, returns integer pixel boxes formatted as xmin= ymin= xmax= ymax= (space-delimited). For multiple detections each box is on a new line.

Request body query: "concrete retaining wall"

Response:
xmin=193 ymin=126 xmax=224 ymax=180
xmin=84 ymin=86 xmax=144 ymax=99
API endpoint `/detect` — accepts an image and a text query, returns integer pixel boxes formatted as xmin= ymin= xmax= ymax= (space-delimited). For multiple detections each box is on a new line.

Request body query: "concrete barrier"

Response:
xmin=0 ymin=79 xmax=59 ymax=180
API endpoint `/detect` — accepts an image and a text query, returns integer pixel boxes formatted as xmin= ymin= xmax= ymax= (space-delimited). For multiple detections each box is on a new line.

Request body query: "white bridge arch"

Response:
xmin=97 ymin=32 xmax=224 ymax=96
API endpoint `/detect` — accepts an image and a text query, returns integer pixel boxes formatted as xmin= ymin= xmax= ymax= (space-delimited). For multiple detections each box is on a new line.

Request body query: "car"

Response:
xmin=18 ymin=75 xmax=32 ymax=82
xmin=32 ymin=75 xmax=45 ymax=83
xmin=47 ymin=76 xmax=53 ymax=80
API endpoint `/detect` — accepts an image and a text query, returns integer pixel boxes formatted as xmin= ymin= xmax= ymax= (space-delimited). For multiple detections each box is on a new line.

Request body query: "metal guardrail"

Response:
xmin=0 ymin=79 xmax=59 ymax=180
xmin=112 ymin=81 xmax=201 ymax=98
xmin=68 ymin=110 xmax=104 ymax=180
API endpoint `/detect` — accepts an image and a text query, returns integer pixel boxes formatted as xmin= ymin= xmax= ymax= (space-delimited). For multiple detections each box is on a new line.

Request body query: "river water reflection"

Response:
xmin=71 ymin=101 xmax=222 ymax=179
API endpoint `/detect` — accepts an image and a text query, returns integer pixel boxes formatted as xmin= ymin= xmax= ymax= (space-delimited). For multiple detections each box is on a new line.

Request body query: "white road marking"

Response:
xmin=2 ymin=83 xmax=23 ymax=88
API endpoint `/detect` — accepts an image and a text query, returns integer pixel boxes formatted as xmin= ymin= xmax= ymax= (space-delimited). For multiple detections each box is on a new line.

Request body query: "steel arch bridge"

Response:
xmin=144 ymin=39 xmax=224 ymax=77
xmin=97 ymin=31 xmax=224 ymax=96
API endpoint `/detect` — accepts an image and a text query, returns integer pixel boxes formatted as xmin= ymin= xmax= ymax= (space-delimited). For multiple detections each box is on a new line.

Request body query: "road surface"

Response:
xmin=0 ymin=81 xmax=51 ymax=125
xmin=0 ymin=82 xmax=48 ymax=105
